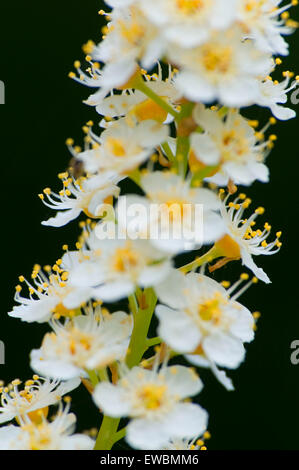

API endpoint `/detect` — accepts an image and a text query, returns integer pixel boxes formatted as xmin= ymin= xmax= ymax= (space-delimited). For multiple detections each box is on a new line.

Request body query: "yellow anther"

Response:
xmin=269 ymin=134 xmax=277 ymax=141
xmin=240 ymin=273 xmax=249 ymax=281
xmin=43 ymin=188 xmax=51 ymax=195
xmin=66 ymin=138 xmax=74 ymax=146
xmin=62 ymin=244 xmax=68 ymax=251
xmin=221 ymin=281 xmax=231 ymax=288
xmin=74 ymin=60 xmax=81 ymax=69
xmin=252 ymin=277 xmax=258 ymax=284
xmin=248 ymin=120 xmax=259 ymax=128
xmin=255 ymin=207 xmax=265 ymax=215
xmin=15 ymin=285 xmax=22 ymax=292
xmin=276 ymin=231 xmax=282 ymax=238
xmin=38 ymin=194 xmax=44 ymax=200
xmin=253 ymin=311 xmax=261 ymax=319
xmin=68 ymin=72 xmax=76 ymax=79
xmin=269 ymin=117 xmax=277 ymax=125
xmin=203 ymin=431 xmax=211 ymax=440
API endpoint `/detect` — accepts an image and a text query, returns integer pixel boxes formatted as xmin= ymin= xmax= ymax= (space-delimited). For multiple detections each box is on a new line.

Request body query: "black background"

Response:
xmin=0 ymin=1 xmax=299 ymax=450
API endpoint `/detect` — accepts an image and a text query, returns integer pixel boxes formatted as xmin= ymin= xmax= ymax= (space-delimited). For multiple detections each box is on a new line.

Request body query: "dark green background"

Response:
xmin=1 ymin=1 xmax=299 ymax=450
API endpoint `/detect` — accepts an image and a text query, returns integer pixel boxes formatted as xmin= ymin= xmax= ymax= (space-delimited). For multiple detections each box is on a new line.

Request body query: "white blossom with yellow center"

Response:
xmin=94 ymin=65 xmax=180 ymax=122
xmin=0 ymin=408 xmax=94 ymax=450
xmin=171 ymin=27 xmax=271 ymax=106
xmin=93 ymin=364 xmax=208 ymax=450
xmin=79 ymin=118 xmax=169 ymax=176
xmin=190 ymin=104 xmax=271 ymax=186
xmin=0 ymin=376 xmax=80 ymax=425
xmin=40 ymin=172 xmax=120 ymax=227
xmin=217 ymin=192 xmax=282 ymax=283
xmin=236 ymin=0 xmax=297 ymax=56
xmin=155 ymin=270 xmax=254 ymax=389
xmin=140 ymin=0 xmax=236 ymax=48
xmin=30 ymin=307 xmax=133 ymax=380
xmin=116 ymin=171 xmax=225 ymax=254
xmin=65 ymin=230 xmax=172 ymax=302
xmin=256 ymin=73 xmax=298 ymax=120
xmin=9 ymin=264 xmax=94 ymax=323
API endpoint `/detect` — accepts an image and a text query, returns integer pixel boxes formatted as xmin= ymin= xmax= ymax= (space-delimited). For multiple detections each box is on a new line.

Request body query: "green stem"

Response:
xmin=180 ymin=246 xmax=220 ymax=274
xmin=98 ymin=367 xmax=109 ymax=382
xmin=176 ymin=135 xmax=190 ymax=177
xmin=146 ymin=336 xmax=162 ymax=348
xmin=94 ymin=289 xmax=157 ymax=450
xmin=135 ymin=79 xmax=179 ymax=119
xmin=161 ymin=142 xmax=175 ymax=164
xmin=94 ymin=416 xmax=121 ymax=450
xmin=87 ymin=370 xmax=99 ymax=387
xmin=126 ymin=288 xmax=157 ymax=369
xmin=112 ymin=427 xmax=127 ymax=445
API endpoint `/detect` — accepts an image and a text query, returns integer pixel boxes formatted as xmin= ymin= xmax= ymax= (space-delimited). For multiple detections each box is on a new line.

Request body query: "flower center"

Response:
xmin=198 ymin=296 xmax=222 ymax=322
xmin=201 ymin=44 xmax=233 ymax=75
xmin=131 ymin=98 xmax=168 ymax=122
xmin=112 ymin=246 xmax=140 ymax=273
xmin=137 ymin=384 xmax=167 ymax=410
xmin=176 ymin=0 xmax=204 ymax=14
xmin=106 ymin=137 xmax=126 ymax=157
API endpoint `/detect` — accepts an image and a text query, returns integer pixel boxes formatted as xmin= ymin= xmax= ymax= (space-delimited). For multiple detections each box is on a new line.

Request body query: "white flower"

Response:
xmin=162 ymin=435 xmax=207 ymax=450
xmin=78 ymin=118 xmax=169 ymax=176
xmin=171 ymin=27 xmax=271 ymax=107
xmin=9 ymin=263 xmax=94 ymax=323
xmin=66 ymin=228 xmax=172 ymax=302
xmin=236 ymin=0 xmax=296 ymax=56
xmin=216 ymin=192 xmax=282 ymax=283
xmin=191 ymin=104 xmax=271 ymax=186
xmin=0 ymin=376 xmax=80 ymax=424
xmin=39 ymin=172 xmax=120 ymax=227
xmin=30 ymin=306 xmax=132 ymax=379
xmin=155 ymin=270 xmax=254 ymax=390
xmin=256 ymin=74 xmax=298 ymax=120
xmin=140 ymin=0 xmax=236 ymax=48
xmin=0 ymin=408 xmax=94 ymax=450
xmin=93 ymin=364 xmax=208 ymax=450
xmin=94 ymin=65 xmax=180 ymax=122
xmin=92 ymin=3 xmax=160 ymax=83
xmin=116 ymin=171 xmax=225 ymax=254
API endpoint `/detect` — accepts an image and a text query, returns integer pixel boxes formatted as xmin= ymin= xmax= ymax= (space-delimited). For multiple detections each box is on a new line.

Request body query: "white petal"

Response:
xmin=41 ymin=209 xmax=81 ymax=227
xmin=162 ymin=366 xmax=203 ymax=398
xmin=164 ymin=403 xmax=208 ymax=439
xmin=156 ymin=305 xmax=201 ymax=353
xmin=203 ymin=333 xmax=245 ymax=369
xmin=93 ymin=383 xmax=130 ymax=417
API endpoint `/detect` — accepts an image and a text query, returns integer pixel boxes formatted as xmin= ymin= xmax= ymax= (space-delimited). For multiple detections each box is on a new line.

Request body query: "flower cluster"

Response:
xmin=5 ymin=0 xmax=296 ymax=450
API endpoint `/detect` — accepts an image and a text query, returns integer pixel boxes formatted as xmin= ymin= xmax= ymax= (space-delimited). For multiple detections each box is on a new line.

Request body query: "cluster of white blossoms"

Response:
xmin=5 ymin=0 xmax=296 ymax=450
